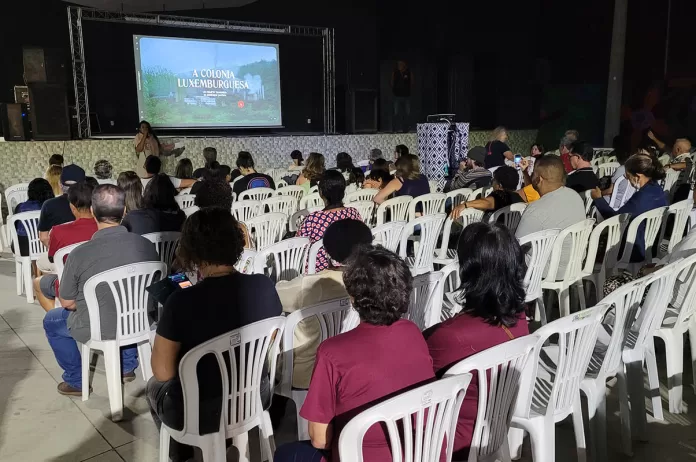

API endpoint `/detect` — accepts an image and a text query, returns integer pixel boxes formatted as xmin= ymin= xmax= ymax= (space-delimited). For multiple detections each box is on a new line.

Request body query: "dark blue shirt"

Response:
xmin=396 ymin=174 xmax=430 ymax=198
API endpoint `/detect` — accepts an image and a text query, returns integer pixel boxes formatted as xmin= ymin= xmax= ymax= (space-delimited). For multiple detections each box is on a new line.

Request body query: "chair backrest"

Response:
xmin=590 ymin=156 xmax=605 ymax=167
xmin=234 ymin=249 xmax=257 ymax=274
xmin=376 ymin=195 xmax=413 ymax=226
xmin=299 ymin=192 xmax=323 ymax=210
xmin=445 ymin=335 xmax=538 ymax=462
xmin=261 ymin=196 xmax=297 ymax=216
xmin=658 ymin=154 xmax=672 ymax=166
xmin=8 ymin=211 xmax=44 ymax=258
xmin=174 ymin=317 xmax=285 ymax=439
xmin=406 ymin=271 xmax=444 ymax=330
xmin=83 ymin=261 xmax=167 ymax=342
xmin=274 ymin=185 xmax=305 ymax=202
xmin=345 ymin=189 xmax=378 ymax=203
xmin=174 ymin=195 xmax=196 ymax=209
xmin=596 ymin=161 xmax=620 ymax=178
xmin=488 ymin=203 xmax=527 ymax=233
xmin=231 ymin=200 xmax=264 ymax=223
xmin=254 ymin=237 xmax=310 ymax=283
xmin=371 ymin=221 xmax=406 ymax=252
xmin=666 ymin=252 xmax=696 ymax=330
xmin=55 ymin=241 xmax=87 ymax=283
xmin=5 ymin=183 xmax=29 ymax=216
xmin=289 ymin=208 xmax=309 ymax=233
xmin=351 ymin=201 xmax=376 ymax=225
xmin=439 ymin=261 xmax=461 ymax=294
xmin=238 ymin=187 xmax=274 ymax=202
xmin=515 ymin=305 xmax=606 ymax=421
xmin=429 ymin=180 xmax=439 ymax=193
xmin=142 ymin=231 xmax=181 ymax=273
xmin=408 ymin=193 xmax=446 ymax=221
xmin=338 ymin=374 xmax=472 ymax=462
xmin=659 ymin=199 xmax=693 ymax=257
xmin=582 ymin=190 xmax=595 ymax=217
xmin=582 ymin=214 xmax=630 ymax=276
xmin=619 ymin=206 xmax=667 ymax=266
xmin=518 ymin=229 xmax=560 ymax=302
xmin=306 ymin=239 xmax=323 ymax=275
xmin=435 ymin=210 xmax=483 ymax=261
xmin=663 ymin=168 xmax=681 ymax=195
xmin=469 ymin=186 xmax=492 ymax=200
xmin=276 ymin=179 xmax=288 ymax=189
xmin=308 ymin=185 xmax=319 ymax=195
xmin=544 ymin=219 xmax=595 ymax=283
xmin=445 ymin=188 xmax=473 ymax=208
xmin=244 ymin=212 xmax=287 ymax=251
xmin=182 ymin=205 xmax=199 ymax=217
xmin=399 ymin=214 xmax=446 ymax=276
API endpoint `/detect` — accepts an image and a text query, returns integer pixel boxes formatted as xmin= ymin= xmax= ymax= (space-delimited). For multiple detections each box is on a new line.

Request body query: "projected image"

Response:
xmin=133 ymin=35 xmax=282 ymax=128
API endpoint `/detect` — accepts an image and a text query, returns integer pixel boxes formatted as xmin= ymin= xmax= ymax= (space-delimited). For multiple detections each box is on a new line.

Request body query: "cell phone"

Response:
xmin=514 ymin=154 xmax=522 ymax=165
xmin=169 ymin=272 xmax=192 ymax=289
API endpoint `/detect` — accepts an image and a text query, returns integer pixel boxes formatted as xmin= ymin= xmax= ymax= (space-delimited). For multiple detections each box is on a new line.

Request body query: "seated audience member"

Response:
xmin=192 ymin=147 xmax=218 ymax=179
xmin=49 ymin=154 xmax=64 ymax=167
xmin=363 ymin=169 xmax=393 ymax=190
xmin=190 ymin=164 xmax=231 ymax=195
xmin=123 ymin=174 xmax=186 ymax=235
xmin=484 ymin=126 xmax=514 ymax=169
xmin=374 ymin=153 xmax=430 ymax=205
xmin=45 ymin=165 xmax=63 ymax=197
xmin=93 ymin=160 xmax=114 ymax=183
xmin=231 ymin=151 xmax=275 ymax=196
xmin=451 ymin=166 xmax=523 ymax=217
xmin=34 ymin=181 xmax=98 ymax=312
xmin=446 ymin=146 xmax=493 ymax=192
xmin=424 ymin=222 xmax=528 ymax=459
xmin=664 ymin=137 xmax=694 ymax=202
xmin=600 ymin=146 xmax=635 ymax=209
xmin=117 ymin=171 xmax=143 ymax=213
xmin=524 ymin=143 xmax=545 ymax=177
xmin=174 ymin=158 xmax=193 ymax=179
xmin=274 ymin=245 xmax=435 ymax=462
xmin=369 ymin=148 xmax=383 ymax=165
xmin=290 ymin=150 xmax=304 ymax=171
xmin=297 ymin=152 xmax=325 ymax=195
xmin=298 ymin=170 xmax=361 ymax=272
xmin=347 ymin=167 xmax=365 ymax=188
xmin=566 ymin=140 xmax=600 ymax=193
xmin=591 ymin=154 xmax=667 ymax=262
xmin=394 ymin=143 xmax=409 ymax=161
xmin=85 ymin=177 xmax=99 ymax=189
xmin=38 ymin=164 xmax=86 ymax=249
xmin=12 ymin=178 xmax=54 ymax=256
xmin=516 ymin=158 xmax=540 ymax=203
xmin=558 ymin=133 xmax=577 ymax=173
xmin=335 ymin=152 xmax=355 ymax=178
xmin=148 ymin=207 xmax=282 ymax=462
xmin=370 ymin=157 xmax=391 ymax=173
xmin=193 ymin=179 xmax=251 ymax=248
xmin=277 ymin=219 xmax=372 ymax=388
xmin=43 ymin=184 xmax=160 ymax=395
xmin=141 ymin=156 xmax=195 ymax=191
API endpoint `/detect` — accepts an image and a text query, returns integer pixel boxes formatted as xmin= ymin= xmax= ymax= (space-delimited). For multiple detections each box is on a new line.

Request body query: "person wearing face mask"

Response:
xmin=591 ymin=154 xmax=668 ymax=262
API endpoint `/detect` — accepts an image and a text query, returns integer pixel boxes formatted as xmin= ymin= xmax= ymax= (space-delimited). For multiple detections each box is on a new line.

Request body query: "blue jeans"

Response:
xmin=274 ymin=441 xmax=328 ymax=462
xmin=43 ymin=308 xmax=139 ymax=389
xmin=393 ymin=96 xmax=411 ymax=132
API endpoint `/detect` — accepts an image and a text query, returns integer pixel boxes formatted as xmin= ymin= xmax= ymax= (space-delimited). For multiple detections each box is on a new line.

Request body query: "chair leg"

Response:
xmin=81 ymin=344 xmax=91 ymax=401
xmin=232 ymin=431 xmax=250 ymax=462
xmin=296 ymin=410 xmax=310 ymax=441
xmin=661 ymin=330 xmax=686 ymax=414
xmin=559 ymin=287 xmax=570 ymax=318
xmin=137 ymin=342 xmax=153 ymax=382
xmin=574 ymin=280 xmax=586 ymax=311
xmin=15 ymin=261 xmax=23 ymax=296
xmin=616 ymin=367 xmax=633 ymax=456
xmin=200 ymin=432 xmax=227 ymax=462
xmin=159 ymin=427 xmax=171 ymax=462
xmin=626 ymin=359 xmax=648 ymax=442
xmin=571 ymin=394 xmax=587 ymax=462
xmin=644 ymin=342 xmax=664 ymax=421
xmin=524 ymin=419 xmax=554 ymax=462
xmin=537 ymin=296 xmax=547 ymax=326
xmin=24 ymin=261 xmax=33 ymax=303
xmin=260 ymin=411 xmax=276 ymax=462
xmin=104 ymin=343 xmax=124 ymax=422
xmin=507 ymin=428 xmax=525 ymax=461
xmin=588 ymin=389 xmax=608 ymax=462
xmin=689 ymin=323 xmax=696 ymax=393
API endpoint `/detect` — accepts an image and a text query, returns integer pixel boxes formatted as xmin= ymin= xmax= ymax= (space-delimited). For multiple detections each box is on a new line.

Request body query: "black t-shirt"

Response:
xmin=192 ymin=167 xmax=206 ymax=179
xmin=190 ymin=180 xmax=204 ymax=195
xmin=38 ymin=194 xmax=74 ymax=232
xmin=490 ymin=189 xmax=524 ymax=212
xmin=232 ymin=172 xmax=275 ymax=196
xmin=121 ymin=208 xmax=186 ymax=235
xmin=566 ymin=167 xmax=600 ymax=194
xmin=392 ymin=69 xmax=412 ymax=97
xmin=484 ymin=141 xmax=511 ymax=169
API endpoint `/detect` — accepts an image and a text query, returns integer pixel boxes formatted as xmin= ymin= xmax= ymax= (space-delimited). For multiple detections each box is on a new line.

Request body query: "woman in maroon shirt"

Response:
xmin=424 ymin=222 xmax=529 ymax=460
xmin=274 ymin=245 xmax=435 ymax=462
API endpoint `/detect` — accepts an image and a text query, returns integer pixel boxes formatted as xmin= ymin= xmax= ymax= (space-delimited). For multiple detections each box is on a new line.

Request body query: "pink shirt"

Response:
xmin=300 ymin=319 xmax=435 ymax=462
xmin=425 ymin=312 xmax=529 ymax=460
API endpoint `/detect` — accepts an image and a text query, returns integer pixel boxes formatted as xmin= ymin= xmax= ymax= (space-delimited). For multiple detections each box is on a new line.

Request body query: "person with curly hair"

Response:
xmin=424 ymin=222 xmax=529 ymax=460
xmin=275 ymin=245 xmax=435 ymax=462
xmin=297 ymin=152 xmax=325 ymax=195
xmin=149 ymin=207 xmax=282 ymax=462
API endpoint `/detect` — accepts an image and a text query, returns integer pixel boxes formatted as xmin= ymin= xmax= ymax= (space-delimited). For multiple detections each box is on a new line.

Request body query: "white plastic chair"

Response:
xmin=299 ymin=192 xmax=323 ymax=210
xmin=182 ymin=205 xmax=199 ymax=217
xmin=438 ymin=262 xmax=463 ymax=320
xmin=541 ymin=219 xmax=595 ymax=318
xmin=488 ymin=203 xmax=527 ymax=233
xmin=253 ymin=237 xmax=310 ymax=283
xmin=469 ymin=186 xmax=492 ymax=200
xmin=3 ymin=183 xmax=29 ymax=248
xmin=54 ymin=241 xmax=87 ymax=283
xmin=305 ymin=239 xmax=323 ymax=275
xmin=8 ymin=211 xmax=45 ymax=303
xmin=276 ymin=179 xmax=288 ymax=189
xmin=235 ymin=249 xmax=257 ymax=275
xmin=429 ymin=179 xmax=439 ymax=193
xmin=273 ymin=185 xmax=305 ymax=202
xmin=616 ymin=206 xmax=667 ymax=274
xmin=583 ymin=190 xmax=595 ymax=218
xmin=143 ymin=231 xmax=181 ymax=274
xmin=662 ymin=168 xmax=681 ymax=196
xmin=338 ymin=374 xmax=472 ymax=462
xmin=519 ymin=229 xmax=560 ymax=324
xmin=178 ymin=187 xmax=192 ymax=195
xmin=375 ymin=195 xmax=412 ymax=226
xmin=657 ymin=199 xmax=693 ymax=259
xmin=278 ymin=297 xmax=357 ymax=440
xmin=81 ymin=262 xmax=166 ymax=421
xmin=289 ymin=209 xmax=310 ymax=233
xmin=581 ymin=214 xmax=630 ymax=301
xmin=371 ymin=221 xmax=406 ymax=252
xmin=509 ymin=305 xmax=606 ymax=462
xmin=399 ymin=214 xmax=446 ymax=276
xmin=308 ymin=185 xmax=319 ymax=195
xmin=445 ymin=188 xmax=473 ymax=209
xmin=596 ymin=162 xmax=620 ymax=178
xmin=407 ymin=193 xmax=446 ymax=221
xmin=159 ymin=316 xmax=285 ymax=462
xmin=658 ymin=154 xmax=672 ymax=166
xmin=174 ymin=195 xmax=196 ymax=209
xmin=345 ymin=189 xmax=378 ymax=203
xmin=405 ymin=271 xmax=444 ymax=330
xmin=445 ymin=335 xmax=538 ymax=462
xmin=238 ymin=187 xmax=274 ymax=202
xmin=244 ymin=213 xmax=287 ymax=251
xmin=590 ymin=156 xmax=606 ymax=167
xmin=433 ymin=210 xmax=485 ymax=267
xmin=232 ymin=200 xmax=264 ymax=223
xmin=350 ymin=201 xmax=375 ymax=226
xmin=261 ymin=196 xmax=297 ymax=217
xmin=345 ymin=183 xmax=358 ymax=195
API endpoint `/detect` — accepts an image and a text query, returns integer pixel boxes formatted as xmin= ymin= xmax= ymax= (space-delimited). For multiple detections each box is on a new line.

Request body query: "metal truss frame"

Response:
xmin=67 ymin=6 xmax=336 ymax=138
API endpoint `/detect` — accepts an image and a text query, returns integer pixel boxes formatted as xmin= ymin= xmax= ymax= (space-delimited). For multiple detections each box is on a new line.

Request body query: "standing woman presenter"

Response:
xmin=134 ymin=120 xmax=161 ymax=178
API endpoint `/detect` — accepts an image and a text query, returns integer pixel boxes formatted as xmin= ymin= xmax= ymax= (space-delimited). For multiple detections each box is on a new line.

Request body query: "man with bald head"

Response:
xmin=43 ymin=184 xmax=160 ymax=396
xmin=667 ymin=138 xmax=694 ymax=201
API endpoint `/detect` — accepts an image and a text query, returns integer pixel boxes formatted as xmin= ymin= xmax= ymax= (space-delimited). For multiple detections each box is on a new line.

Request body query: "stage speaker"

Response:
xmin=0 ymin=104 xmax=31 ymax=141
xmin=28 ymin=83 xmax=71 ymax=141
xmin=23 ymin=47 xmax=67 ymax=84
xmin=347 ymin=89 xmax=378 ymax=133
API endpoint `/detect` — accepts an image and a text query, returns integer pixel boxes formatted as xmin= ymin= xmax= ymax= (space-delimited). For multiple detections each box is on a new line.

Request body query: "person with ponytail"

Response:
xmin=591 ymin=153 xmax=668 ymax=262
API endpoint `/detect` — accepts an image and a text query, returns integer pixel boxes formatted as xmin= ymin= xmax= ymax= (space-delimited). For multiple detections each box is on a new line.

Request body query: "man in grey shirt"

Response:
xmin=43 ymin=184 xmax=160 ymax=396
xmin=516 ymin=156 xmax=586 ymax=280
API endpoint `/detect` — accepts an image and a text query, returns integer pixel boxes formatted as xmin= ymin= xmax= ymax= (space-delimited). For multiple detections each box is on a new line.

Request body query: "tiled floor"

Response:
xmin=1 ymin=254 xmax=696 ymax=461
